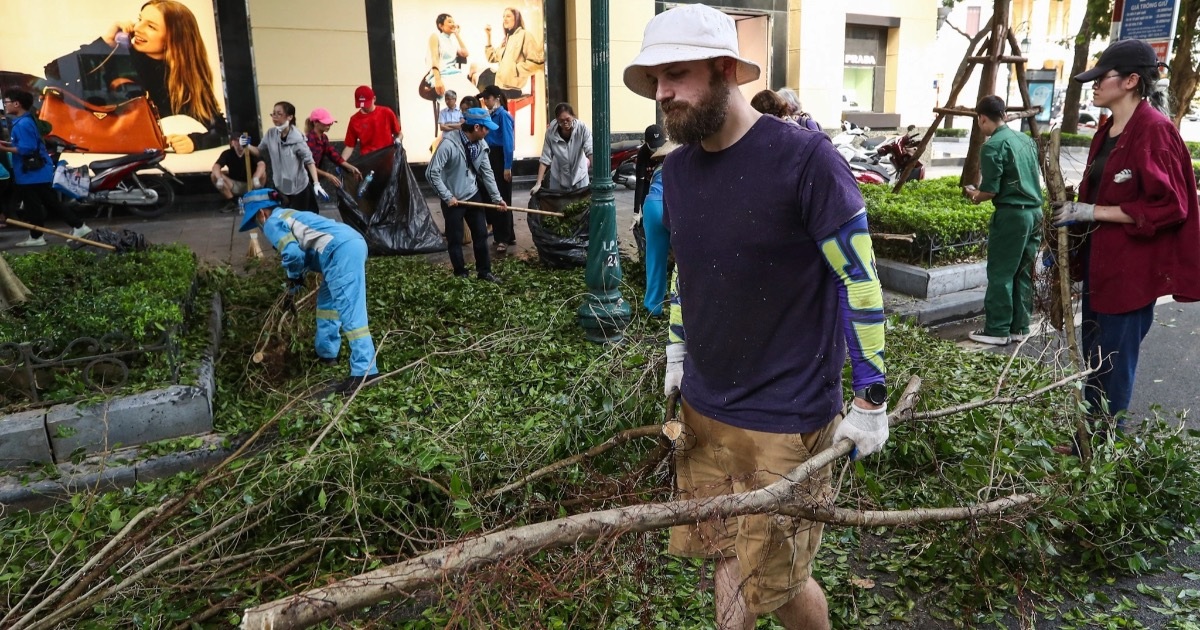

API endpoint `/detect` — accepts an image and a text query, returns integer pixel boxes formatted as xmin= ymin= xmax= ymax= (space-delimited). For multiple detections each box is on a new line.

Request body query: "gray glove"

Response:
xmin=832 ymin=403 xmax=889 ymax=460
xmin=664 ymin=343 xmax=685 ymax=397
xmin=530 ymin=183 xmax=542 ymax=197
xmin=1051 ymin=201 xmax=1095 ymax=227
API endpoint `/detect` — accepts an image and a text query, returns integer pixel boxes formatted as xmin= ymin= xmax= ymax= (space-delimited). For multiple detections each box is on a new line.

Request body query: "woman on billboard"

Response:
xmin=100 ymin=0 xmax=228 ymax=153
xmin=424 ymin=14 xmax=475 ymax=102
xmin=474 ymin=7 xmax=544 ymax=99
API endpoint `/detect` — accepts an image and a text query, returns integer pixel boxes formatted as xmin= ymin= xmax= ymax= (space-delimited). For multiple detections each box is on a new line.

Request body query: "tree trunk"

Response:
xmin=1169 ymin=0 xmax=1200 ymax=127
xmin=1060 ymin=9 xmax=1093 ymax=135
xmin=0 ymin=256 xmax=30 ymax=311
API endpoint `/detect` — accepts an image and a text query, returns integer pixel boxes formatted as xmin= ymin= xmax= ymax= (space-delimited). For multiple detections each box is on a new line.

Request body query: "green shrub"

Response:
xmin=934 ymin=127 xmax=967 ymax=138
xmin=862 ymin=177 xmax=994 ymax=266
xmin=1 ymin=245 xmax=197 ymax=344
xmin=1189 ymin=141 xmax=1200 ymax=159
xmin=1028 ymin=131 xmax=1094 ymax=147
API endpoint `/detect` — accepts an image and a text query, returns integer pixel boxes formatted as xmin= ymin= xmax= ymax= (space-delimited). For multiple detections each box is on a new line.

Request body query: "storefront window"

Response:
xmin=843 ymin=25 xmax=885 ymax=113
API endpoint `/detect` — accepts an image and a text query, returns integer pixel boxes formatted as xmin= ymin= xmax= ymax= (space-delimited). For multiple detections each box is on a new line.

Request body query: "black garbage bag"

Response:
xmin=337 ymin=145 xmax=445 ymax=256
xmin=68 ymin=228 xmax=148 ymax=254
xmin=526 ymin=187 xmax=591 ymax=268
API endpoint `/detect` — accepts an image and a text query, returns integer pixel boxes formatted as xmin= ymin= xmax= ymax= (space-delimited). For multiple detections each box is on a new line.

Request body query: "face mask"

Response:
xmin=275 ymin=122 xmax=291 ymax=133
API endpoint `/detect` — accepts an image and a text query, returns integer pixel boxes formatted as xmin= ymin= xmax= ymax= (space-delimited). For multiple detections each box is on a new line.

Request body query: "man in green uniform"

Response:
xmin=964 ymin=95 xmax=1044 ymax=345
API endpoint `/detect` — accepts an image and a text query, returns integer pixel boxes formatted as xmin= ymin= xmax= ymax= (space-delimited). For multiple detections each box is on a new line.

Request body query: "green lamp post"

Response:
xmin=577 ymin=0 xmax=632 ymax=343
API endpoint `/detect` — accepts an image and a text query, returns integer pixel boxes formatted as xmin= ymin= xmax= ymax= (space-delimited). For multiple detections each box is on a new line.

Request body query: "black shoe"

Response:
xmin=332 ymin=373 xmax=383 ymax=395
xmin=454 ymin=270 xmax=470 ymax=279
xmin=316 ymin=356 xmax=338 ymax=366
xmin=218 ymin=199 xmax=238 ymax=214
xmin=477 ymin=272 xmax=502 ymax=284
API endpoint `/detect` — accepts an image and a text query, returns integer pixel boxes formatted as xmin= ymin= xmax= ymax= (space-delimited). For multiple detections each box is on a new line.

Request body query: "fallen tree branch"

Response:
xmin=483 ymin=426 xmax=663 ymax=498
xmin=909 ymin=367 xmax=1096 ymax=421
xmin=240 ymin=377 xmax=925 ymax=629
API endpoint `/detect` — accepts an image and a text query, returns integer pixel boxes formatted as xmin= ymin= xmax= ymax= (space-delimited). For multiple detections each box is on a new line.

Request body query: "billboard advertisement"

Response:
xmin=392 ymin=1 xmax=548 ymax=162
xmin=1 ymin=0 xmax=226 ymax=174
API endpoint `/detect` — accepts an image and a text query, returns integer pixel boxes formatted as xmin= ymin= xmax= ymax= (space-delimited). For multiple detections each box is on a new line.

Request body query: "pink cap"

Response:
xmin=308 ymin=107 xmax=336 ymax=125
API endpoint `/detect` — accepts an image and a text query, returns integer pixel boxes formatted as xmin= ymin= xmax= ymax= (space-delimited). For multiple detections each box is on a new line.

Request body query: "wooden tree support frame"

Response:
xmin=894 ymin=1 xmax=1044 ymax=193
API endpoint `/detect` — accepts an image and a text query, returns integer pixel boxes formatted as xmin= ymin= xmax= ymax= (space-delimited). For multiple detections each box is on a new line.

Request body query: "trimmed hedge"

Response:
xmin=862 ymin=177 xmax=994 ymax=266
xmin=934 ymin=127 xmax=967 ymax=138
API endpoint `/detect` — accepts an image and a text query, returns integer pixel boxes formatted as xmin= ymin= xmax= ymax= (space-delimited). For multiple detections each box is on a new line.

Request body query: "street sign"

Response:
xmin=1114 ymin=0 xmax=1182 ymax=64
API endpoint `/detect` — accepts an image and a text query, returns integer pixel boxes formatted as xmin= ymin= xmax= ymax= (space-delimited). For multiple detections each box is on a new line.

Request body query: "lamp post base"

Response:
xmin=577 ymin=292 xmax=631 ymax=344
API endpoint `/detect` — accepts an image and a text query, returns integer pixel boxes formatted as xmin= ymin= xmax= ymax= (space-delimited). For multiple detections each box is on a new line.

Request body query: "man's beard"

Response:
xmin=661 ymin=68 xmax=730 ymax=144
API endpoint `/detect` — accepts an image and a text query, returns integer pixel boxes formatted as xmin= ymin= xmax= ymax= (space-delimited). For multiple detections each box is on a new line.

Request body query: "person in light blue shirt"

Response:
xmin=238 ymin=187 xmax=379 ymax=394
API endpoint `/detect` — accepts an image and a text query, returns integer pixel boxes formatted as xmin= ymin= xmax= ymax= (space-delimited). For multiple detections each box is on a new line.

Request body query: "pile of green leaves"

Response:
xmin=0 ymin=245 xmax=197 ymax=344
xmin=540 ymin=198 xmax=590 ymax=237
xmin=2 ymin=256 xmax=1200 ymax=629
xmin=862 ymin=177 xmax=994 ymax=266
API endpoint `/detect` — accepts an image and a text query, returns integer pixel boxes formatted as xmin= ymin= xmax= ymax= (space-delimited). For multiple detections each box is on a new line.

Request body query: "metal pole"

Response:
xmin=577 ymin=0 xmax=631 ymax=343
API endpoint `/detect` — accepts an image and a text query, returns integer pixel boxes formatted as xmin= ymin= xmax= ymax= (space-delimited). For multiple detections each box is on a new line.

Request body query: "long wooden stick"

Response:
xmin=456 ymin=200 xmax=564 ymax=217
xmin=3 ymin=219 xmax=116 ymax=251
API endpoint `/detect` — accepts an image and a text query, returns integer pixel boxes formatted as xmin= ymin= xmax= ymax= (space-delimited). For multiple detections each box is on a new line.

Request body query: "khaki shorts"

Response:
xmin=227 ymin=179 xmax=249 ymax=196
xmin=668 ymin=399 xmax=839 ymax=614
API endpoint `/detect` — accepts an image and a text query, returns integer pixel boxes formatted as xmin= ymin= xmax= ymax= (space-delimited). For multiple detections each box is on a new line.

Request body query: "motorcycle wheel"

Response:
xmin=127 ymin=175 xmax=176 ymax=218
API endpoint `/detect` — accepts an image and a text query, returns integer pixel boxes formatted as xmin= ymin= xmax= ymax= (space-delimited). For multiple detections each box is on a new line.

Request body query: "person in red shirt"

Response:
xmin=1052 ymin=39 xmax=1200 ymax=451
xmin=341 ymin=86 xmax=402 ymax=159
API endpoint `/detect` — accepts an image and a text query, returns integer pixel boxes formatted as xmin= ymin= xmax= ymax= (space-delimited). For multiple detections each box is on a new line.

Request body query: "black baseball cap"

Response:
xmin=644 ymin=124 xmax=665 ymax=149
xmin=1074 ymin=39 xmax=1159 ymax=82
xmin=479 ymin=85 xmax=505 ymax=100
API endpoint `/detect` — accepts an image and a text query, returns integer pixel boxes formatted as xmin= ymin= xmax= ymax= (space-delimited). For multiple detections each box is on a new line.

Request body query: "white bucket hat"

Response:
xmin=623 ymin=4 xmax=761 ymax=100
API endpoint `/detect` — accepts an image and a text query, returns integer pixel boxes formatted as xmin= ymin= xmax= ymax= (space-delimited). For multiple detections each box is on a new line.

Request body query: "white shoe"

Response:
xmin=1009 ymin=331 xmax=1031 ymax=342
xmin=15 ymin=237 xmax=47 ymax=247
xmin=72 ymin=225 xmax=93 ymax=239
xmin=968 ymin=331 xmax=1010 ymax=346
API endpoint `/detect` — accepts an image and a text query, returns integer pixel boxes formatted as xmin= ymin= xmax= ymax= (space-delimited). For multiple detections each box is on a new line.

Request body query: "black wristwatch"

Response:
xmin=854 ymin=383 xmax=887 ymax=406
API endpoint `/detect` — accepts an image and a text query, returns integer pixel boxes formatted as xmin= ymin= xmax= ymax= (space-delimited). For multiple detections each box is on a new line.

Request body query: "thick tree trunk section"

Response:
xmin=1169 ymin=0 xmax=1200 ymax=127
xmin=0 ymin=256 xmax=30 ymax=310
xmin=1060 ymin=9 xmax=1093 ymax=135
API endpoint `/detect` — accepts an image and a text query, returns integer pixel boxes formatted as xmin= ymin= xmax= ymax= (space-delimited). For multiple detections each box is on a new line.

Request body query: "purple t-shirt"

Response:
xmin=663 ymin=115 xmax=865 ymax=434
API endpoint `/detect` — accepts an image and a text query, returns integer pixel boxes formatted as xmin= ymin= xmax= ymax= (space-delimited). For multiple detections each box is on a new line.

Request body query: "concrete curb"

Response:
xmin=878 ymin=259 xmax=987 ymax=299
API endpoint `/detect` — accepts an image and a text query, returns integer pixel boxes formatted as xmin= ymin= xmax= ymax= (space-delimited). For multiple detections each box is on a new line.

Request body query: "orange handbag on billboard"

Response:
xmin=37 ymin=87 xmax=167 ymax=154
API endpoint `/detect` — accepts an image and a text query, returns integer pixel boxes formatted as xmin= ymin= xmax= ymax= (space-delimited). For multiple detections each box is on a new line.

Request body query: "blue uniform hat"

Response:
xmin=239 ymin=188 xmax=283 ymax=232
xmin=462 ymin=107 xmax=499 ymax=131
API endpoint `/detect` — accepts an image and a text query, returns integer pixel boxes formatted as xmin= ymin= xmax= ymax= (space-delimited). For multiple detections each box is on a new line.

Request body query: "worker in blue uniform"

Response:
xmin=239 ymin=187 xmax=380 ymax=394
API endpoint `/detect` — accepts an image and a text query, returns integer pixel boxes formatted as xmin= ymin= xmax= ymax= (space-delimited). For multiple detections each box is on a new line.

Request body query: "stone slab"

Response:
xmin=0 ymin=409 xmax=53 ymax=468
xmin=47 ymin=385 xmax=213 ymax=463
xmin=877 ymin=258 xmax=987 ymax=299
xmin=892 ymin=288 xmax=986 ymax=326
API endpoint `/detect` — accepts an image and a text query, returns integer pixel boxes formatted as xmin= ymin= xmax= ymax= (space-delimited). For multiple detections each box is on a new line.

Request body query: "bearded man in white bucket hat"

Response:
xmin=625 ymin=5 xmax=888 ymax=629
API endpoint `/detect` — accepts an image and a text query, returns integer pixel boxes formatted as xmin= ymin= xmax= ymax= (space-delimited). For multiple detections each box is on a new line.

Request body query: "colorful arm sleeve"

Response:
xmin=818 ymin=212 xmax=885 ymax=390
xmin=668 ymin=268 xmax=685 ymax=345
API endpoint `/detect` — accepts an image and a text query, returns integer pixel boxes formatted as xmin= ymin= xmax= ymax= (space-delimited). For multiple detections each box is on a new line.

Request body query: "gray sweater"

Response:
xmin=427 ymin=132 xmax=502 ymax=204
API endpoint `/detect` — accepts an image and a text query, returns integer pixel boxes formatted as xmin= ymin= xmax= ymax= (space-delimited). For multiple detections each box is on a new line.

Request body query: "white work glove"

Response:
xmin=631 ymin=213 xmax=643 ymax=232
xmin=239 ymin=135 xmax=250 ymax=147
xmin=664 ymin=343 xmax=685 ymax=397
xmin=832 ymin=402 xmax=889 ymax=461
xmin=1051 ymin=201 xmax=1095 ymax=227
xmin=252 ymin=176 xmax=263 ymax=188
xmin=530 ymin=183 xmax=541 ymax=196
xmin=313 ymin=182 xmax=329 ymax=202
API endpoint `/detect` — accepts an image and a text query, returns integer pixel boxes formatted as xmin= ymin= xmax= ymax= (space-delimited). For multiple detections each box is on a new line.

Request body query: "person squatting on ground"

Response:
xmin=639 ymin=140 xmax=676 ymax=317
xmin=341 ymin=86 xmax=403 ymax=160
xmin=1051 ymin=39 xmax=1200 ymax=449
xmin=624 ymin=5 xmax=887 ymax=629
xmin=0 ymin=89 xmax=91 ymax=247
xmin=305 ymin=108 xmax=362 ymax=192
xmin=426 ymin=107 xmax=508 ymax=283
xmin=479 ymin=84 xmax=516 ymax=252
xmin=211 ymin=133 xmax=265 ymax=213
xmin=238 ymin=188 xmax=380 ymax=394
xmin=531 ymin=102 xmax=593 ymax=195
xmin=963 ymin=95 xmax=1044 ymax=346
xmin=246 ymin=101 xmax=327 ymax=213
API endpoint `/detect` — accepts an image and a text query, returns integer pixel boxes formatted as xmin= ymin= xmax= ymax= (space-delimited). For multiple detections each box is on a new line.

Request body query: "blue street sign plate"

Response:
xmin=1119 ymin=0 xmax=1176 ymax=41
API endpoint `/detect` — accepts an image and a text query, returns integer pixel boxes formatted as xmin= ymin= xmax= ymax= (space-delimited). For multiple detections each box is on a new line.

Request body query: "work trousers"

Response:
xmin=442 ymin=190 xmax=491 ymax=276
xmin=313 ymin=237 xmax=378 ymax=377
xmin=1081 ymin=293 xmax=1155 ymax=425
xmin=16 ymin=183 xmax=84 ymax=238
xmin=486 ymin=149 xmax=514 ymax=244
xmin=982 ymin=205 xmax=1042 ymax=338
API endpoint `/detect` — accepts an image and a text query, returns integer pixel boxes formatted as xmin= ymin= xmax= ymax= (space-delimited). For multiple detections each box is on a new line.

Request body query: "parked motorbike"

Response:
xmin=610 ymin=139 xmax=640 ymax=190
xmin=874 ymin=127 xmax=925 ymax=182
xmin=833 ymin=122 xmax=925 ymax=185
xmin=46 ymin=136 xmax=181 ymax=218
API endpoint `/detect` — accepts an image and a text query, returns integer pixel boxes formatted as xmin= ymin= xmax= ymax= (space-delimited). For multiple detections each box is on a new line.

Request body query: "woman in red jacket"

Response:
xmin=1053 ymin=39 xmax=1200 ymax=451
